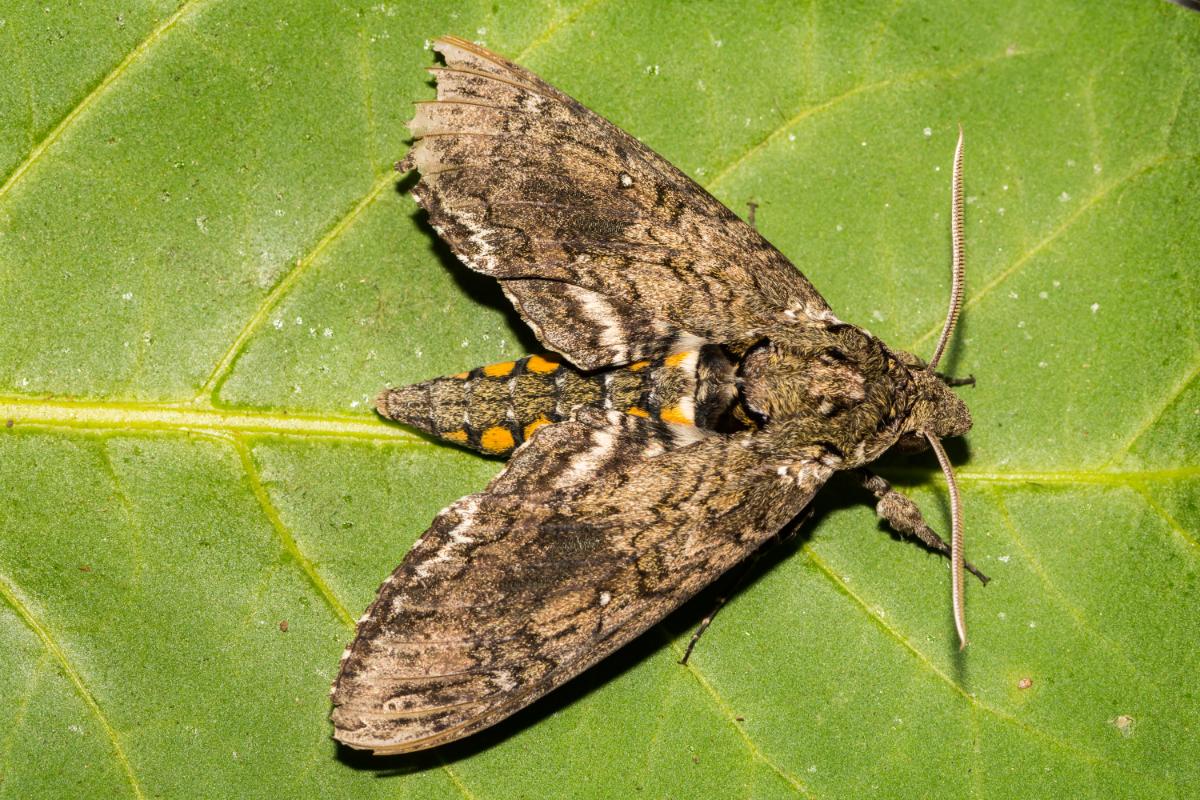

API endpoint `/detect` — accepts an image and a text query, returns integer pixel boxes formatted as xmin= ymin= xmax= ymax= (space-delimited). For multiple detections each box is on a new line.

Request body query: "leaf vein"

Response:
xmin=197 ymin=169 xmax=396 ymax=402
xmin=1103 ymin=356 xmax=1200 ymax=468
xmin=662 ymin=629 xmax=815 ymax=799
xmin=0 ymin=570 xmax=146 ymax=799
xmin=99 ymin=444 xmax=146 ymax=588
xmin=233 ymin=435 xmax=355 ymax=627
xmin=0 ymin=396 xmax=424 ymax=443
xmin=705 ymin=47 xmax=1029 ymax=192
xmin=0 ymin=0 xmax=203 ymax=203
xmin=801 ymin=544 xmax=1111 ymax=767
xmin=0 ymin=652 xmax=49 ymax=781
xmin=230 ymin=434 xmax=476 ymax=800
xmin=908 ymin=153 xmax=1175 ymax=352
xmin=991 ymin=487 xmax=1164 ymax=682
xmin=513 ymin=0 xmax=609 ymax=63
xmin=1133 ymin=484 xmax=1200 ymax=552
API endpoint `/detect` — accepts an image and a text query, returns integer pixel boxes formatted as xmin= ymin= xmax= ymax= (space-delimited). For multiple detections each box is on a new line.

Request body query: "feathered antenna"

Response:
xmin=928 ymin=125 xmax=965 ymax=372
xmin=930 ymin=126 xmax=968 ymax=648
xmin=927 ymin=434 xmax=967 ymax=648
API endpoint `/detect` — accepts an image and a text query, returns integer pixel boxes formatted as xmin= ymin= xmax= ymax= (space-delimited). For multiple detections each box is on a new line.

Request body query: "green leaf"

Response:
xmin=1 ymin=2 xmax=1197 ymax=797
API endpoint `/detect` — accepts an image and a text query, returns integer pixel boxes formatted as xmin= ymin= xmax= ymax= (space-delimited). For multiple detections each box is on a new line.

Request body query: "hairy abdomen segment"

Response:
xmin=377 ymin=349 xmax=731 ymax=456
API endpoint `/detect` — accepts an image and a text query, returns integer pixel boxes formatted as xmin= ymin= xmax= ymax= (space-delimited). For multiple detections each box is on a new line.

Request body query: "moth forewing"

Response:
xmin=332 ymin=35 xmax=979 ymax=754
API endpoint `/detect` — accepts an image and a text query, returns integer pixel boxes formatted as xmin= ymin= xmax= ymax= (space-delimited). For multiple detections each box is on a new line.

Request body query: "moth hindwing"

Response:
xmin=331 ymin=35 xmax=978 ymax=754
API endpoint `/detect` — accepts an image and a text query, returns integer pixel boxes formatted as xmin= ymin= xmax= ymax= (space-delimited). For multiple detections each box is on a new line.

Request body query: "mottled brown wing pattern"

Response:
xmin=330 ymin=410 xmax=832 ymax=753
xmin=401 ymin=35 xmax=835 ymax=369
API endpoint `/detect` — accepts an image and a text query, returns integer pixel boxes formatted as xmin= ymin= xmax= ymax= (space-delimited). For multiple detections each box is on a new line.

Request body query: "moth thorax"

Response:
xmin=739 ymin=339 xmax=870 ymax=423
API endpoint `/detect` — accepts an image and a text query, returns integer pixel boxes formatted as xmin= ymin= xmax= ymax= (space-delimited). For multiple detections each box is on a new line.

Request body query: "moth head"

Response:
xmin=896 ymin=368 xmax=972 ymax=449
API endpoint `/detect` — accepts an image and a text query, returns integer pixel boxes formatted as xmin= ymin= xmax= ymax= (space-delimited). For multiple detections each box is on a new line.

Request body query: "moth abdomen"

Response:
xmin=377 ymin=353 xmax=562 ymax=455
xmin=378 ymin=348 xmax=731 ymax=456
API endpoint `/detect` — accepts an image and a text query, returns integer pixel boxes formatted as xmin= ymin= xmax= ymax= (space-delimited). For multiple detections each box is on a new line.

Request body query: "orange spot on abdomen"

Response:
xmin=660 ymin=406 xmax=693 ymax=425
xmin=523 ymin=417 xmax=552 ymax=438
xmin=665 ymin=351 xmax=694 ymax=368
xmin=482 ymin=361 xmax=516 ymax=377
xmin=481 ymin=426 xmax=516 ymax=453
xmin=526 ymin=354 xmax=561 ymax=374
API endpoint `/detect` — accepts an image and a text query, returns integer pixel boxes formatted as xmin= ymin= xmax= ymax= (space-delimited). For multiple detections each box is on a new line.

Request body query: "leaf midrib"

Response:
xmin=3 ymin=394 xmax=1195 ymax=485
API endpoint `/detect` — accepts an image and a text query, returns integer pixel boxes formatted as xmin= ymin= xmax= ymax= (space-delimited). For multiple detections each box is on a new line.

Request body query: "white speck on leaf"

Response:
xmin=322 ymin=327 xmax=333 ymax=338
xmin=1039 ymin=291 xmax=1049 ymax=299
xmin=272 ymin=319 xmax=283 ymax=330
xmin=1059 ymin=191 xmax=1071 ymax=202
xmin=1091 ymin=303 xmax=1100 ymax=313
xmin=121 ymin=291 xmax=133 ymax=301
xmin=923 ymin=127 xmax=932 ymax=137
xmin=1111 ymin=715 xmax=1136 ymax=737
xmin=1093 ymin=163 xmax=1102 ymax=174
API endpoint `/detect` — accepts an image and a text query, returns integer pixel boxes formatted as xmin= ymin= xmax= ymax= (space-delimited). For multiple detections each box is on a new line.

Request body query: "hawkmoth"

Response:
xmin=330 ymin=35 xmax=984 ymax=755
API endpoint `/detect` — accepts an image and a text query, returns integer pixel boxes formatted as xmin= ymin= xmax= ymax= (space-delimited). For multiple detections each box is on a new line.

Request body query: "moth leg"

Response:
xmin=679 ymin=508 xmax=814 ymax=665
xmin=746 ymin=201 xmax=758 ymax=229
xmin=858 ymin=469 xmax=990 ymax=584
xmin=936 ymin=372 xmax=976 ymax=387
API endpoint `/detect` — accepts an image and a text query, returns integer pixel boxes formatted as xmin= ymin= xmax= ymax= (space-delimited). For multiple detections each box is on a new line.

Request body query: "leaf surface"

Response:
xmin=1 ymin=2 xmax=1197 ymax=797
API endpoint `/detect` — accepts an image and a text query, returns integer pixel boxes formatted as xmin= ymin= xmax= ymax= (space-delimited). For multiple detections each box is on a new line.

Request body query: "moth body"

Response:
xmin=332 ymin=35 xmax=979 ymax=756
xmin=378 ymin=346 xmax=738 ymax=455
